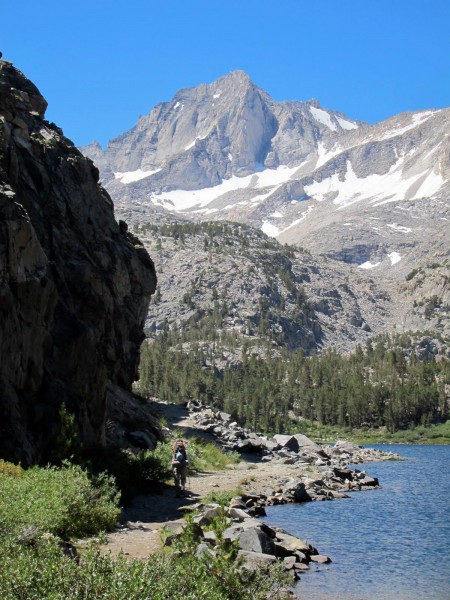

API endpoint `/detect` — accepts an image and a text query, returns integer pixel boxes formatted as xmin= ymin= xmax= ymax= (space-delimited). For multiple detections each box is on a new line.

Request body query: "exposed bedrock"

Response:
xmin=0 ymin=60 xmax=157 ymax=464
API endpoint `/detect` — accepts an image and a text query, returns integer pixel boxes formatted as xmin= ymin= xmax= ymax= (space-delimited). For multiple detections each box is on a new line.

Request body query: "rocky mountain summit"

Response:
xmin=83 ymin=70 xmax=362 ymax=187
xmin=0 ymin=60 xmax=156 ymax=464
xmin=81 ymin=71 xmax=449 ymax=351
xmin=82 ymin=70 xmax=449 ymax=281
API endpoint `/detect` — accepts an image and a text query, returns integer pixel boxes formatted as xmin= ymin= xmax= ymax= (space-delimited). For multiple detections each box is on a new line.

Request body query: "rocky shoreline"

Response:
xmin=149 ymin=399 xmax=402 ymax=594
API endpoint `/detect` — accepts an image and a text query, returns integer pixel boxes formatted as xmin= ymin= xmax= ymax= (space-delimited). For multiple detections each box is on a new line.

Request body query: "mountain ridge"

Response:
xmin=81 ymin=69 xmax=363 ymax=185
xmin=80 ymin=70 xmax=449 ymax=353
xmin=81 ymin=71 xmax=449 ymax=283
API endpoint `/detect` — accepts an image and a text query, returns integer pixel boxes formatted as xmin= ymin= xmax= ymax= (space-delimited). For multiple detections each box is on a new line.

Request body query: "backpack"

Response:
xmin=173 ymin=441 xmax=187 ymax=465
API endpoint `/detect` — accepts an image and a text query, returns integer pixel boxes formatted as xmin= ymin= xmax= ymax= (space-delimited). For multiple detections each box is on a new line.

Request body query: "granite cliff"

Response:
xmin=0 ymin=60 xmax=157 ymax=464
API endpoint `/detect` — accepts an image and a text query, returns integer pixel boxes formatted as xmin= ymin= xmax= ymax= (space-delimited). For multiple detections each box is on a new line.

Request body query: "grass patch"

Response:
xmin=288 ymin=419 xmax=450 ymax=445
xmin=203 ymin=489 xmax=243 ymax=506
xmin=186 ymin=437 xmax=240 ymax=472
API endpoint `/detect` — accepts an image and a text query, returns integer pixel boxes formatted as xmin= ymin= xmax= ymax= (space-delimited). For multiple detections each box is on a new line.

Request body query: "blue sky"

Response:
xmin=3 ymin=0 xmax=449 ymax=147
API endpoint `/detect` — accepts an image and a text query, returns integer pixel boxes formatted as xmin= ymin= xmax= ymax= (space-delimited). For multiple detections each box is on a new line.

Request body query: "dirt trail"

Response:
xmin=102 ymin=404 xmax=308 ymax=558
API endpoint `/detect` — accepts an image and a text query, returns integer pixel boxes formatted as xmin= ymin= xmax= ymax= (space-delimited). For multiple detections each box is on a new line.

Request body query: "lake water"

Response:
xmin=263 ymin=445 xmax=450 ymax=600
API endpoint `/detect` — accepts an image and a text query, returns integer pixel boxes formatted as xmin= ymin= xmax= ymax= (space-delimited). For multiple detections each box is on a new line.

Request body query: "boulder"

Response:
xmin=226 ymin=507 xmax=249 ymax=520
xmin=247 ymin=505 xmax=266 ymax=517
xmin=333 ymin=466 xmax=354 ymax=481
xmin=229 ymin=497 xmax=246 ymax=509
xmin=264 ymin=440 xmax=281 ymax=452
xmin=202 ymin=530 xmax=217 ymax=543
xmin=293 ymin=482 xmax=312 ymax=503
xmin=223 ymin=518 xmax=262 ymax=541
xmin=275 ymin=532 xmax=311 ymax=553
xmin=272 ymin=435 xmax=300 ymax=453
xmin=217 ymin=411 xmax=232 ymax=422
xmin=238 ymin=550 xmax=277 ymax=566
xmin=193 ymin=504 xmax=222 ymax=526
xmin=292 ymin=434 xmax=323 ymax=452
xmin=196 ymin=543 xmax=215 ymax=559
xmin=359 ymin=475 xmax=379 ymax=487
xmin=283 ymin=556 xmax=297 ymax=569
xmin=333 ymin=440 xmax=362 ymax=454
xmin=237 ymin=527 xmax=276 ymax=555
xmin=310 ymin=554 xmax=331 ymax=564
xmin=234 ymin=438 xmax=264 ymax=453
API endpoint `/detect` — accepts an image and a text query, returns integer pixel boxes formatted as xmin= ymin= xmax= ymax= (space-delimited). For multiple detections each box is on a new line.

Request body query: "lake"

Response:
xmin=263 ymin=445 xmax=450 ymax=600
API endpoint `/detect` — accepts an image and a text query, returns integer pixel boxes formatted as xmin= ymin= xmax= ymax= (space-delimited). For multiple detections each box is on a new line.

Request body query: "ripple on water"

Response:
xmin=263 ymin=445 xmax=450 ymax=600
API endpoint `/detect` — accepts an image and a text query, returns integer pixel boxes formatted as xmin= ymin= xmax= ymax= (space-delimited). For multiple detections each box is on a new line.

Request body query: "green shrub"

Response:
xmin=0 ymin=516 xmax=288 ymax=599
xmin=50 ymin=404 xmax=82 ymax=464
xmin=0 ymin=462 xmax=119 ymax=539
xmin=186 ymin=438 xmax=240 ymax=472
xmin=82 ymin=445 xmax=173 ymax=505
xmin=0 ymin=459 xmax=23 ymax=478
xmin=204 ymin=489 xmax=242 ymax=506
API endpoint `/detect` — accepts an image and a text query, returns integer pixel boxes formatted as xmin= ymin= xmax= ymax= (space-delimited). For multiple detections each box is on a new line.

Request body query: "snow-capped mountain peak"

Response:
xmin=81 ymin=72 xmax=449 ymax=278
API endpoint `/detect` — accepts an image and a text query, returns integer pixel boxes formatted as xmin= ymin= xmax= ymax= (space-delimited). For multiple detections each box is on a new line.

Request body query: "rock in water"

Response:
xmin=0 ymin=60 xmax=157 ymax=464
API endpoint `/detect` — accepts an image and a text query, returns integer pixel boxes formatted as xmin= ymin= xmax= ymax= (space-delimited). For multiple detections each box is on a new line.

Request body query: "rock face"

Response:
xmin=0 ymin=60 xmax=157 ymax=464
xmin=81 ymin=70 xmax=449 ymax=285
xmin=81 ymin=71 xmax=449 ymax=349
xmin=82 ymin=71 xmax=361 ymax=189
xmin=137 ymin=221 xmax=449 ymax=357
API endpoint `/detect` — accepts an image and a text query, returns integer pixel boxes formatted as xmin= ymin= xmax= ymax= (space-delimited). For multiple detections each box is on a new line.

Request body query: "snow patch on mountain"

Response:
xmin=316 ymin=142 xmax=343 ymax=168
xmin=305 ymin=159 xmax=445 ymax=208
xmin=359 ymin=260 xmax=381 ymax=269
xmin=114 ymin=168 xmax=161 ymax=184
xmin=387 ymin=223 xmax=412 ymax=233
xmin=352 ymin=252 xmax=402 ymax=270
xmin=150 ymin=165 xmax=300 ymax=212
xmin=310 ymin=106 xmax=337 ymax=131
xmin=389 ymin=252 xmax=402 ymax=265
xmin=413 ymin=170 xmax=446 ymax=199
xmin=336 ymin=116 xmax=358 ymax=130
xmin=261 ymin=221 xmax=281 ymax=237
xmin=374 ymin=111 xmax=437 ymax=141
xmin=184 ymin=135 xmax=207 ymax=151
xmin=262 ymin=206 xmax=315 ymax=239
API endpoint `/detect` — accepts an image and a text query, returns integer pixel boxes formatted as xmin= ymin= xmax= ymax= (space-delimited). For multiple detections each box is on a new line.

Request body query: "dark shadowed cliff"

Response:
xmin=0 ymin=60 xmax=157 ymax=464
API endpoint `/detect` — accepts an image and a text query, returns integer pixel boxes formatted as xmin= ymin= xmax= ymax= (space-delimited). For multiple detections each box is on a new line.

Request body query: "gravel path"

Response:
xmin=102 ymin=403 xmax=312 ymax=558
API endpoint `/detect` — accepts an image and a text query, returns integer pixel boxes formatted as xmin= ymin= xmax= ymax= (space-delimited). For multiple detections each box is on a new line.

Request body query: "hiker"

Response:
xmin=171 ymin=439 xmax=188 ymax=497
